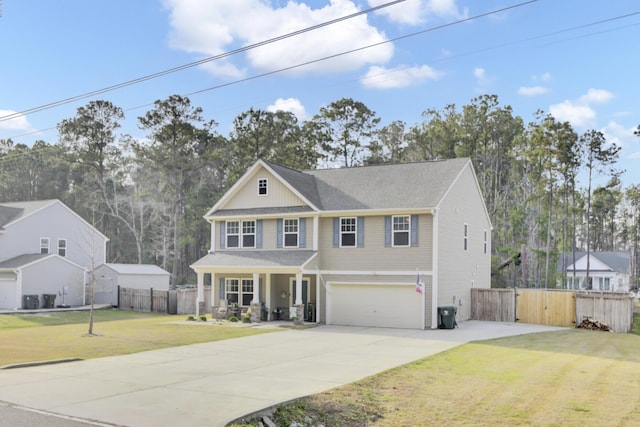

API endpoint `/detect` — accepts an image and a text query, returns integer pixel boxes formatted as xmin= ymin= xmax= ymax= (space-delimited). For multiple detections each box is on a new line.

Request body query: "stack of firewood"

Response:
xmin=577 ymin=317 xmax=611 ymax=332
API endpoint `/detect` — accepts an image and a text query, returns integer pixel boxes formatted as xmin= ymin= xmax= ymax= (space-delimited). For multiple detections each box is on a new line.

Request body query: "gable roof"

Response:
xmin=207 ymin=158 xmax=474 ymax=217
xmin=0 ymin=253 xmax=85 ymax=271
xmin=99 ymin=263 xmax=170 ymax=276
xmin=0 ymin=199 xmax=109 ymax=241
xmin=559 ymin=251 xmax=630 ymax=274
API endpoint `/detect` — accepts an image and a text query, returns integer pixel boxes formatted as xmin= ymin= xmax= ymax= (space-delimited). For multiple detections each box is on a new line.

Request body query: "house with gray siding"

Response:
xmin=0 ymin=200 xmax=108 ymax=310
xmin=191 ymin=158 xmax=492 ymax=329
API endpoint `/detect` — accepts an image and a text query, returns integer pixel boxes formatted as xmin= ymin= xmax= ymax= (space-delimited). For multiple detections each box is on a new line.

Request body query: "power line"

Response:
xmin=0 ymin=0 xmax=408 ymax=124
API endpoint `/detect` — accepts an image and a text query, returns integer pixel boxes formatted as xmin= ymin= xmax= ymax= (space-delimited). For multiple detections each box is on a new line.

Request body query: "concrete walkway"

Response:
xmin=0 ymin=321 xmax=565 ymax=427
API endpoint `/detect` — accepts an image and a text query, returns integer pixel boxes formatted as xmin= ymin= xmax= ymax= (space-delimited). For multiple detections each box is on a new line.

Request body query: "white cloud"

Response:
xmin=532 ymin=72 xmax=552 ymax=82
xmin=474 ymin=67 xmax=485 ymax=79
xmin=601 ymin=121 xmax=636 ymax=150
xmin=549 ymin=101 xmax=596 ymax=128
xmin=0 ymin=110 xmax=31 ymax=131
xmin=579 ymin=88 xmax=614 ymax=104
xmin=361 ymin=64 xmax=442 ymax=89
xmin=518 ymin=86 xmax=550 ymax=96
xmin=266 ymin=97 xmax=307 ymax=120
xmin=549 ymin=88 xmax=614 ymax=129
xmin=164 ymin=0 xmax=394 ymax=78
xmin=368 ymin=0 xmax=468 ymax=25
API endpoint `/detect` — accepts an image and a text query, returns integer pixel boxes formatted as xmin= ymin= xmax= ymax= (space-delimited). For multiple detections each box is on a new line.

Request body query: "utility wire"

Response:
xmin=0 ymin=0 xmax=408 ymax=124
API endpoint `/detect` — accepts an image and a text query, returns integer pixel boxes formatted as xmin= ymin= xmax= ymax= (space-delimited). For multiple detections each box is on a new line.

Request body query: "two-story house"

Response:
xmin=0 ymin=199 xmax=108 ymax=309
xmin=191 ymin=158 xmax=492 ymax=329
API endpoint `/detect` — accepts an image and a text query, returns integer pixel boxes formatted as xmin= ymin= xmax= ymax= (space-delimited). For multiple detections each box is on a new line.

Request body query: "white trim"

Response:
xmin=289 ymin=276 xmax=310 ymax=307
xmin=339 ymin=217 xmax=357 ymax=248
xmin=257 ymin=178 xmax=268 ymax=196
xmin=391 ymin=214 xmax=410 ymax=247
xmin=305 ymin=269 xmax=433 ymax=276
xmin=463 ymin=223 xmax=469 ymax=252
xmin=57 ymin=238 xmax=67 ymax=257
xmin=313 ymin=215 xmax=319 ymax=251
xmin=40 ymin=236 xmax=50 ymax=254
xmin=283 ymin=218 xmax=299 ymax=248
xmin=431 ymin=208 xmax=439 ymax=330
xmin=209 ymin=222 xmax=216 ymax=253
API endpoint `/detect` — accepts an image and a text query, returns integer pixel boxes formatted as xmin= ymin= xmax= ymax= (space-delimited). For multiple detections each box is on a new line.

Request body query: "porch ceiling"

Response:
xmin=191 ymin=250 xmax=317 ymax=273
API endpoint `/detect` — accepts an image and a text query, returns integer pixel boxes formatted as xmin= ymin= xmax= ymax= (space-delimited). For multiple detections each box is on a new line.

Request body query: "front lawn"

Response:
xmin=0 ymin=309 xmax=277 ymax=367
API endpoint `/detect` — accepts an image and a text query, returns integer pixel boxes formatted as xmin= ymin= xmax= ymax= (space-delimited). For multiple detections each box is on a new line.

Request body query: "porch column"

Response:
xmin=294 ymin=272 xmax=303 ymax=325
xmin=250 ymin=272 xmax=261 ymax=323
xmin=266 ymin=273 xmax=272 ymax=321
xmin=196 ymin=271 xmax=205 ymax=318
xmin=210 ymin=272 xmax=216 ymax=312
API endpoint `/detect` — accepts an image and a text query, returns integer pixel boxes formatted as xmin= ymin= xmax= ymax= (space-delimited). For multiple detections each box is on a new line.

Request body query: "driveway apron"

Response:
xmin=0 ymin=321 xmax=564 ymax=427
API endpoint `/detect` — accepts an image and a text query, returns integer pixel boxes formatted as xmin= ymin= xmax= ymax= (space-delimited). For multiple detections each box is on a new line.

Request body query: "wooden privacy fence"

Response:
xmin=118 ymin=287 xmax=211 ymax=315
xmin=471 ymin=288 xmax=634 ymax=332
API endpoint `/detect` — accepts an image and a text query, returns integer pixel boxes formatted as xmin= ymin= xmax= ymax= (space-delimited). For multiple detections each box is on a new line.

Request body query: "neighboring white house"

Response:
xmin=191 ymin=158 xmax=492 ymax=329
xmin=94 ymin=263 xmax=171 ymax=306
xmin=0 ymin=200 xmax=109 ymax=310
xmin=560 ymin=251 xmax=631 ymax=292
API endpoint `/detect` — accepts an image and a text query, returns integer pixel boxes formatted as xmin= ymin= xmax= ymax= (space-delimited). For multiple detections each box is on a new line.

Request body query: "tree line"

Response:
xmin=1 ymin=94 xmax=639 ymax=289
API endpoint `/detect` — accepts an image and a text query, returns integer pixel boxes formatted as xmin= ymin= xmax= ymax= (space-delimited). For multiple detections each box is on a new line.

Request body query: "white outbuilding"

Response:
xmin=94 ymin=263 xmax=170 ymax=306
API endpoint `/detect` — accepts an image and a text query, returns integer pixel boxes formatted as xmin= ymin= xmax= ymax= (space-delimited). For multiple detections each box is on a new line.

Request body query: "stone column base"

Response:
xmin=250 ymin=302 xmax=261 ymax=323
xmin=293 ymin=304 xmax=304 ymax=325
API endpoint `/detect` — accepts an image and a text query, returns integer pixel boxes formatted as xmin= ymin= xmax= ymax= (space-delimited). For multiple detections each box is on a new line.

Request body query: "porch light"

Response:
xmin=280 ymin=290 xmax=288 ymax=299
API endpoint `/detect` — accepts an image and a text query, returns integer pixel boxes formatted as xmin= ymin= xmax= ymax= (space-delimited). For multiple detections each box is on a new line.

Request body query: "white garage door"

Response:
xmin=329 ymin=283 xmax=422 ymax=329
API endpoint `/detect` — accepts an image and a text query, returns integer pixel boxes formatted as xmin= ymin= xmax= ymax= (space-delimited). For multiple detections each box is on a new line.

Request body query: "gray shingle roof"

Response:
xmin=559 ymin=251 xmax=630 ymax=273
xmin=191 ymin=250 xmax=317 ymax=269
xmin=100 ymin=263 xmax=170 ymax=275
xmin=263 ymin=158 xmax=470 ymax=211
xmin=0 ymin=206 xmax=24 ymax=229
xmin=0 ymin=254 xmax=50 ymax=269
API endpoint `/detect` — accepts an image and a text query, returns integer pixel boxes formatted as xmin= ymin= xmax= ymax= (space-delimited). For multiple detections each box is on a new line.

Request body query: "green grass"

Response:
xmin=0 ymin=308 xmax=278 ymax=367
xmin=235 ymin=318 xmax=640 ymax=427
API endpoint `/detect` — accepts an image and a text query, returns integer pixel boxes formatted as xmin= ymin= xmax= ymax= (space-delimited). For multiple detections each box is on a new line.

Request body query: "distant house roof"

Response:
xmin=207 ymin=158 xmax=474 ymax=217
xmin=99 ymin=263 xmax=170 ymax=276
xmin=0 ymin=199 xmax=109 ymax=241
xmin=0 ymin=253 xmax=85 ymax=270
xmin=559 ymin=251 xmax=631 ymax=274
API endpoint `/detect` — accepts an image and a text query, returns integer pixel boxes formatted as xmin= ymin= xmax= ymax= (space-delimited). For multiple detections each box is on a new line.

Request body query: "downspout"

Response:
xmin=431 ymin=208 xmax=439 ymax=329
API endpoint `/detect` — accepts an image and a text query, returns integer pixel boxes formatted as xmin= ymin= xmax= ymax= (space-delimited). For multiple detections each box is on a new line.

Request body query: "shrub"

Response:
xmin=228 ymin=316 xmax=239 ymax=322
xmin=199 ymin=315 xmax=207 ymax=322
xmin=186 ymin=315 xmax=196 ymax=321
xmin=242 ymin=315 xmax=251 ymax=323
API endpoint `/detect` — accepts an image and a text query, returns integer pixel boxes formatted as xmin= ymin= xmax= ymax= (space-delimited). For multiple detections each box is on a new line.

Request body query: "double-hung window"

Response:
xmin=284 ymin=218 xmax=299 ymax=247
xmin=57 ymin=239 xmax=67 ymax=257
xmin=241 ymin=279 xmax=254 ymax=306
xmin=392 ymin=215 xmax=410 ymax=247
xmin=463 ymin=224 xmax=468 ymax=251
xmin=225 ymin=279 xmax=239 ymax=304
xmin=226 ymin=221 xmax=240 ymax=248
xmin=483 ymin=230 xmax=488 ymax=254
xmin=242 ymin=220 xmax=256 ymax=247
xmin=340 ymin=217 xmax=357 ymax=247
xmin=40 ymin=237 xmax=49 ymax=254
xmin=225 ymin=220 xmax=256 ymax=248
xmin=258 ymin=178 xmax=268 ymax=196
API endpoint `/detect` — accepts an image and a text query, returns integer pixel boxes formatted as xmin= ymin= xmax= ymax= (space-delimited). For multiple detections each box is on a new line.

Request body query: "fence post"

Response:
xmin=150 ymin=288 xmax=154 ymax=312
xmin=117 ymin=285 xmax=120 ymax=308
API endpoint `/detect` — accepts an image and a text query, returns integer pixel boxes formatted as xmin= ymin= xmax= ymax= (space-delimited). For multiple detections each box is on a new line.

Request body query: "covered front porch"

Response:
xmin=191 ymin=250 xmax=318 ymax=325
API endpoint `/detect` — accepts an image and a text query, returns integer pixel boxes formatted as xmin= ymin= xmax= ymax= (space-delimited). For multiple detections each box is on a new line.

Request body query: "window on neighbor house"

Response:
xmin=392 ymin=215 xmax=410 ymax=247
xmin=483 ymin=230 xmax=488 ymax=254
xmin=463 ymin=224 xmax=468 ymax=251
xmin=241 ymin=279 xmax=254 ymax=306
xmin=40 ymin=237 xmax=50 ymax=254
xmin=57 ymin=239 xmax=67 ymax=257
xmin=226 ymin=221 xmax=240 ymax=248
xmin=225 ymin=279 xmax=239 ymax=304
xmin=258 ymin=178 xmax=268 ymax=196
xmin=242 ymin=220 xmax=256 ymax=247
xmin=283 ymin=218 xmax=299 ymax=247
xmin=340 ymin=217 xmax=357 ymax=247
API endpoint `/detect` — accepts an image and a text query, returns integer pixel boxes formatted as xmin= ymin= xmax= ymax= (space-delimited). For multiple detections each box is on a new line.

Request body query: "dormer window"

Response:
xmin=258 ymin=178 xmax=268 ymax=196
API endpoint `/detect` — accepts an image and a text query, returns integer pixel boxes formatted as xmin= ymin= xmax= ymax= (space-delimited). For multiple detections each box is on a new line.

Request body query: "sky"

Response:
xmin=0 ymin=0 xmax=639 ymax=188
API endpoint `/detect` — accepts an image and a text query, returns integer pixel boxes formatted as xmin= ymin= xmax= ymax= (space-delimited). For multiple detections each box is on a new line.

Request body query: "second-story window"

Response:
xmin=40 ymin=237 xmax=50 ymax=254
xmin=393 ymin=215 xmax=410 ymax=246
xmin=284 ymin=218 xmax=299 ymax=247
xmin=464 ymin=224 xmax=468 ymax=251
xmin=340 ymin=217 xmax=357 ymax=247
xmin=226 ymin=221 xmax=240 ymax=248
xmin=483 ymin=230 xmax=488 ymax=254
xmin=58 ymin=239 xmax=67 ymax=257
xmin=242 ymin=220 xmax=256 ymax=247
xmin=258 ymin=178 xmax=268 ymax=196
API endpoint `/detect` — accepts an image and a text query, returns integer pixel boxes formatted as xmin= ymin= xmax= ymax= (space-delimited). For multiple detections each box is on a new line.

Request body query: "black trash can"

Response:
xmin=43 ymin=294 xmax=57 ymax=309
xmin=22 ymin=295 xmax=39 ymax=309
xmin=438 ymin=306 xmax=457 ymax=329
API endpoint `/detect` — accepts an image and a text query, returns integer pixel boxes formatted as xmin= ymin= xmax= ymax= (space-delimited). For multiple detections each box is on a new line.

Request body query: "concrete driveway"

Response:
xmin=0 ymin=321 xmax=564 ymax=427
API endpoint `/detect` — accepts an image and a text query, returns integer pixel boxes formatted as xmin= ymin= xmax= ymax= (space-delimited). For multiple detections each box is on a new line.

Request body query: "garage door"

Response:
xmin=329 ymin=283 xmax=422 ymax=329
